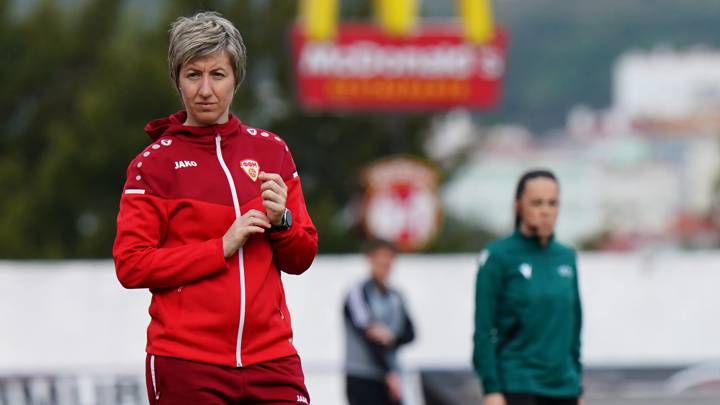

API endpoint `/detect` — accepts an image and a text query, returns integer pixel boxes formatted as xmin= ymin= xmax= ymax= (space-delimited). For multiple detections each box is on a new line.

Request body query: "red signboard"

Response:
xmin=291 ymin=23 xmax=507 ymax=111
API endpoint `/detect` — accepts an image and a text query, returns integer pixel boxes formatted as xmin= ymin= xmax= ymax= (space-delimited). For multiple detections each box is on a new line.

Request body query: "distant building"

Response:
xmin=614 ymin=48 xmax=720 ymax=121
xmin=439 ymin=48 xmax=720 ymax=250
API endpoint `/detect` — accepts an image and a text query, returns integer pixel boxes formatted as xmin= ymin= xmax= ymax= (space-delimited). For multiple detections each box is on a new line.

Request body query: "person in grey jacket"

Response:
xmin=344 ymin=239 xmax=416 ymax=405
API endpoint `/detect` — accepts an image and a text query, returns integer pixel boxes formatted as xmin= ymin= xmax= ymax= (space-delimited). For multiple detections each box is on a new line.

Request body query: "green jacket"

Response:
xmin=473 ymin=230 xmax=582 ymax=397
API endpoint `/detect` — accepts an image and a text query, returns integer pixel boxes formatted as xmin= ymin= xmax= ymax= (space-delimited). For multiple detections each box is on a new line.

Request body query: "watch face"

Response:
xmin=284 ymin=208 xmax=292 ymax=228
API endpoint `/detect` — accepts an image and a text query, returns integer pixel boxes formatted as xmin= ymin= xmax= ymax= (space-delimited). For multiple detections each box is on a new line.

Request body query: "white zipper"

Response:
xmin=215 ymin=134 xmax=246 ymax=367
xmin=150 ymin=355 xmax=159 ymax=400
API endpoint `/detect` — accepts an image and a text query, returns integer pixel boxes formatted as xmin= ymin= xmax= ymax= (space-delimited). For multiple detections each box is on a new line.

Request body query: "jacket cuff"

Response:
xmin=212 ymin=237 xmax=228 ymax=263
xmin=268 ymin=220 xmax=297 ymax=241
xmin=482 ymin=377 xmax=501 ymax=395
xmin=268 ymin=227 xmax=293 ymax=240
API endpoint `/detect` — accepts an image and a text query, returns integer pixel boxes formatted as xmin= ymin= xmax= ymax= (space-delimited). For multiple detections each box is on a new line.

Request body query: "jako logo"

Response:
xmin=174 ymin=160 xmax=198 ymax=169
xmin=296 ymin=395 xmax=309 ymax=404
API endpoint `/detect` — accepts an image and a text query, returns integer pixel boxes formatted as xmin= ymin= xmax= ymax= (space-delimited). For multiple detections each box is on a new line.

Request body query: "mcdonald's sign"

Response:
xmin=292 ymin=0 xmax=507 ymax=111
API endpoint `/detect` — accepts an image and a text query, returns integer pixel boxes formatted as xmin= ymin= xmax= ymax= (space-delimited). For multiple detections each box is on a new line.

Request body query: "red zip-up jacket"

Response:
xmin=113 ymin=111 xmax=318 ymax=368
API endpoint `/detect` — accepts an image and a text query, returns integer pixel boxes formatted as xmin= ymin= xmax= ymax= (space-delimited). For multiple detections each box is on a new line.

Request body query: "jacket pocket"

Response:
xmin=275 ymin=274 xmax=291 ymax=326
xmin=149 ymin=287 xmax=183 ymax=332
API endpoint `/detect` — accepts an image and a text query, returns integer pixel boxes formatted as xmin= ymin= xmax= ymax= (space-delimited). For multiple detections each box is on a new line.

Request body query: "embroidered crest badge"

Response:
xmin=241 ymin=159 xmax=259 ymax=182
xmin=519 ymin=263 xmax=533 ymax=280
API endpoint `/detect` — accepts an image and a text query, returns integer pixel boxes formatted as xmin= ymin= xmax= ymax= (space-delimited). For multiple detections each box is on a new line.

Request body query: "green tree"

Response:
xmin=0 ymin=0 xmax=434 ymax=257
xmin=5 ymin=0 xmax=720 ymax=258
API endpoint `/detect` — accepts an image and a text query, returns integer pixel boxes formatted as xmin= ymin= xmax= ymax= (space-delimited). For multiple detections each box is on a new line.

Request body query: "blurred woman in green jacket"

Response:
xmin=473 ymin=170 xmax=583 ymax=405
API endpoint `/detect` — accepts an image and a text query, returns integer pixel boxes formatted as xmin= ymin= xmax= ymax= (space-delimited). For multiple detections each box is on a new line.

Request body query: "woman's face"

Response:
xmin=516 ymin=177 xmax=559 ymax=239
xmin=178 ymin=51 xmax=235 ymax=126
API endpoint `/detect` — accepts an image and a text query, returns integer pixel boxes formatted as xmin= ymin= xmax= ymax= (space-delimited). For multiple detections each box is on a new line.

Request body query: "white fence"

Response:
xmin=1 ymin=252 xmax=719 ymax=404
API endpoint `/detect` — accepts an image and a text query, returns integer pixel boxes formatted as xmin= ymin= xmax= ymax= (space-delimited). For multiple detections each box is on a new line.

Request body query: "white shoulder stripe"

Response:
xmin=124 ymin=189 xmax=146 ymax=195
xmin=292 ymin=172 xmax=299 ymax=178
xmin=348 ymin=282 xmax=370 ymax=328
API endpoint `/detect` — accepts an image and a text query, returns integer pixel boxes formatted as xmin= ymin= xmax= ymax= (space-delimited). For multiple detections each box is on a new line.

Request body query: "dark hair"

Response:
xmin=363 ymin=239 xmax=398 ymax=255
xmin=514 ymin=169 xmax=558 ymax=228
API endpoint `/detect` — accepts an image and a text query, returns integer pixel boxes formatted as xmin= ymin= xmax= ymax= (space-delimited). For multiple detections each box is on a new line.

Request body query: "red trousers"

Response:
xmin=145 ymin=354 xmax=310 ymax=405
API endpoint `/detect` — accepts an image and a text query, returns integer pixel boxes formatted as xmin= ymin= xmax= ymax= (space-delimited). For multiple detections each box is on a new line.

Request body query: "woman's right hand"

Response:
xmin=483 ymin=393 xmax=506 ymax=405
xmin=222 ymin=210 xmax=271 ymax=258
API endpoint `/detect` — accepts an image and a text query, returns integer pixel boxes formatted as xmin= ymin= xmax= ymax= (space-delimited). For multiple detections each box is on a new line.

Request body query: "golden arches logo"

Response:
xmin=299 ymin=0 xmax=495 ymax=43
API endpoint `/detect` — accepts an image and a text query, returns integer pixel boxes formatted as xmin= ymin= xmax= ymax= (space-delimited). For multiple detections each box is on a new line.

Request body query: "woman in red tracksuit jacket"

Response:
xmin=112 ymin=12 xmax=317 ymax=404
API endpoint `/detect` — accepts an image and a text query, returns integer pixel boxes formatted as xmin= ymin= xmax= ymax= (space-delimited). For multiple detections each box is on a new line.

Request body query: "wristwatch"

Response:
xmin=269 ymin=208 xmax=292 ymax=232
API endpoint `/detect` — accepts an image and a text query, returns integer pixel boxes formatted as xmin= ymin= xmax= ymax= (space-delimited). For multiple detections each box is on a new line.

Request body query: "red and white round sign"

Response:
xmin=361 ymin=157 xmax=442 ymax=252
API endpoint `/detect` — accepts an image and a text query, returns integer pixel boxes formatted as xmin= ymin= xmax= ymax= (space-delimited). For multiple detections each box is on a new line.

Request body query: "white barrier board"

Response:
xmin=1 ymin=253 xmax=719 ymax=404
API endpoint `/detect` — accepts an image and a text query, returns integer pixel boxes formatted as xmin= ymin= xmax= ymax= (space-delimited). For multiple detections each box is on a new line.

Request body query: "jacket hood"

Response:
xmin=144 ymin=111 xmax=241 ymax=141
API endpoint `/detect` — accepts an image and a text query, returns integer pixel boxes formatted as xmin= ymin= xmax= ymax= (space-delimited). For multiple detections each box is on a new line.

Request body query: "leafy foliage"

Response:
xmin=2 ymin=0 xmax=719 ymax=257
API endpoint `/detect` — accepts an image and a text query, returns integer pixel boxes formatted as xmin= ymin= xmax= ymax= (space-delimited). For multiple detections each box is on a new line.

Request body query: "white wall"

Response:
xmin=2 ymin=253 xmax=720 ymax=404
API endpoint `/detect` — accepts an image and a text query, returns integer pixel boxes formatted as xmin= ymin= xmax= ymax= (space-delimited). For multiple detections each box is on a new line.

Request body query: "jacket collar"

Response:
xmin=144 ymin=110 xmax=241 ymax=143
xmin=513 ymin=229 xmax=555 ymax=250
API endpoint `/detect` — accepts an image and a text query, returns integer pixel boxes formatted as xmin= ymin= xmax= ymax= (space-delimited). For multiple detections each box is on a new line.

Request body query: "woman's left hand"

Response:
xmin=259 ymin=172 xmax=288 ymax=226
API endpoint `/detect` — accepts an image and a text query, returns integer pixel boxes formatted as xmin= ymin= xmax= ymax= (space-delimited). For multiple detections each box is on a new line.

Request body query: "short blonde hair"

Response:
xmin=168 ymin=11 xmax=246 ymax=90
